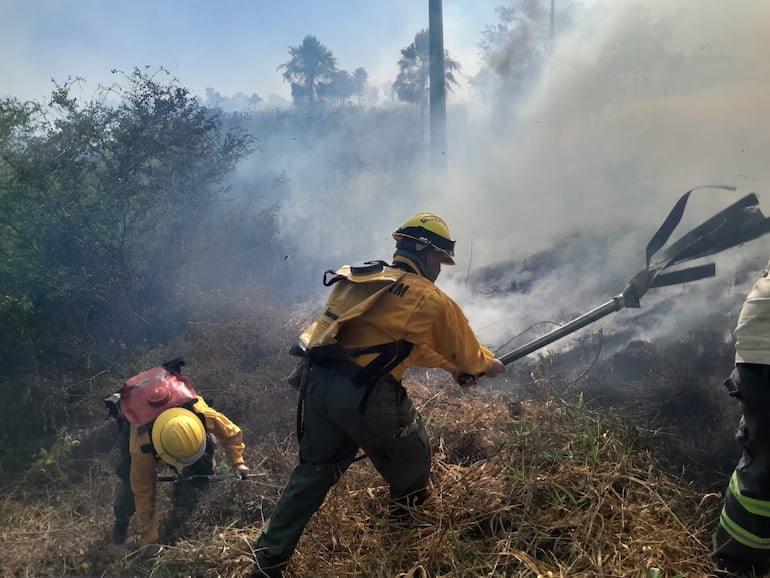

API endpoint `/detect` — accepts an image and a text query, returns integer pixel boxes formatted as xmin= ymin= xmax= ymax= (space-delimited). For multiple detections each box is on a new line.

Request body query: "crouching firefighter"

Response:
xmin=105 ymin=358 xmax=250 ymax=546
xmin=251 ymin=213 xmax=506 ymax=578
xmin=713 ymin=261 xmax=770 ymax=577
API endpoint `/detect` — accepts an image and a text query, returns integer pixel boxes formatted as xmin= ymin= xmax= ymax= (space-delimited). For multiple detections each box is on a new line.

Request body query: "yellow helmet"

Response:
xmin=392 ymin=213 xmax=456 ymax=265
xmin=151 ymin=407 xmax=207 ymax=468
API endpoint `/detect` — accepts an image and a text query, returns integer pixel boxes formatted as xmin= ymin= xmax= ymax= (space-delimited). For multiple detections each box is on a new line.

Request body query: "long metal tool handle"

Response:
xmin=497 ymin=295 xmax=624 ymax=366
xmin=158 ymin=473 xmax=267 ymax=483
xmin=487 ymin=261 xmax=718 ymax=371
xmin=457 ymin=295 xmax=626 ymax=385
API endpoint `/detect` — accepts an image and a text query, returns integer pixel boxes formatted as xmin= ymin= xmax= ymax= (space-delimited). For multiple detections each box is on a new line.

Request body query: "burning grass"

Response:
xmin=0 ymin=364 xmax=723 ymax=577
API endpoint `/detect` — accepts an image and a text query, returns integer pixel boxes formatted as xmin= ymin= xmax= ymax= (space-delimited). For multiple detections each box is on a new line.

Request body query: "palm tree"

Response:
xmin=352 ymin=67 xmax=369 ymax=99
xmin=392 ymin=29 xmax=461 ymax=140
xmin=278 ymin=35 xmax=338 ymax=106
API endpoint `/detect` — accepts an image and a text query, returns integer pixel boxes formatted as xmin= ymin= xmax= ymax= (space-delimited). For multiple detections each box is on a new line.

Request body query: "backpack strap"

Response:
xmin=350 ymin=340 xmax=414 ymax=412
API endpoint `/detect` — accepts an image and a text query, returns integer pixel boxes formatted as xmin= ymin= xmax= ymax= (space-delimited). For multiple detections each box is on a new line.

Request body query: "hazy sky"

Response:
xmin=1 ymin=0 xmax=498 ymax=103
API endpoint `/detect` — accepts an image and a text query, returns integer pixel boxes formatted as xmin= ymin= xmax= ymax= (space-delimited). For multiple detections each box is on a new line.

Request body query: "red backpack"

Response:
xmin=118 ymin=364 xmax=198 ymax=428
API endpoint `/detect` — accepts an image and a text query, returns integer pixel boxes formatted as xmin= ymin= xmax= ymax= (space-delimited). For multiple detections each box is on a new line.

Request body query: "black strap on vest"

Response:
xmin=295 ymin=338 xmax=414 ymax=429
xmin=349 ymin=340 xmax=414 ymax=412
xmin=292 ymin=336 xmax=414 ymax=435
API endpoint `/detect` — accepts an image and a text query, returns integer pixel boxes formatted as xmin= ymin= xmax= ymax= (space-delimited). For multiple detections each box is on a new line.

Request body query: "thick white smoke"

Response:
xmin=432 ymin=1 xmax=770 ymax=355
xmin=263 ymin=1 xmax=770 ymax=363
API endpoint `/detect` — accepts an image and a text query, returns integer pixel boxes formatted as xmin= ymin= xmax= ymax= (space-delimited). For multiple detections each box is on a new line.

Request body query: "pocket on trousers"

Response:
xmin=390 ymin=416 xmax=430 ymax=463
xmin=365 ymin=381 xmax=425 ymax=445
xmin=366 ymin=379 xmax=410 ymax=421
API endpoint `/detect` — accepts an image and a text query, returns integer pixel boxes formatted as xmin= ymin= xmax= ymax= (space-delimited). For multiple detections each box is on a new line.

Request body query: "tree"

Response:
xmin=392 ymin=29 xmax=461 ymax=141
xmin=278 ymin=35 xmax=339 ymax=106
xmin=0 ymin=67 xmax=254 ymax=375
xmin=0 ymin=68 xmax=256 ymax=473
xmin=317 ymin=69 xmax=356 ymax=105
xmin=476 ymin=0 xmax=575 ymax=96
xmin=319 ymin=66 xmax=371 ymax=105
xmin=204 ymin=88 xmax=263 ymax=112
xmin=352 ymin=67 xmax=369 ymax=98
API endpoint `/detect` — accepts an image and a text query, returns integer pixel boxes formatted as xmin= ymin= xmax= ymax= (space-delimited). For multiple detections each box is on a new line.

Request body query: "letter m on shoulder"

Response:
xmin=389 ymin=282 xmax=409 ymax=297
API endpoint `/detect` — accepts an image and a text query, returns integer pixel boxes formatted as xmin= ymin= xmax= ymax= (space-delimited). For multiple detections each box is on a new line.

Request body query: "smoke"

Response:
xmin=227 ymin=1 xmax=770 ymax=363
xmin=432 ymin=1 xmax=770 ymax=355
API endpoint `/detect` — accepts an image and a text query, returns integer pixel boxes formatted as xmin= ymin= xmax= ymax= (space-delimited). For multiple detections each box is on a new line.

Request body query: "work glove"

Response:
xmin=453 ymin=370 xmax=478 ymax=387
xmin=454 ymin=358 xmax=506 ymax=387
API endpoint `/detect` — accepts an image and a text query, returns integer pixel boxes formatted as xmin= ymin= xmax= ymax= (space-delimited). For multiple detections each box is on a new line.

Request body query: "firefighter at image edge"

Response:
xmin=713 ymin=259 xmax=770 ymax=578
xmin=251 ymin=212 xmax=506 ymax=578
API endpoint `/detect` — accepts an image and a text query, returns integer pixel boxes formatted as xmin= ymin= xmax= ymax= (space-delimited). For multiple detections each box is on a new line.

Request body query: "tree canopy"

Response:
xmin=278 ymin=35 xmax=339 ymax=105
xmin=278 ymin=35 xmax=368 ymax=106
xmin=0 ymin=68 xmax=254 ymax=376
xmin=392 ymin=28 xmax=461 ymax=108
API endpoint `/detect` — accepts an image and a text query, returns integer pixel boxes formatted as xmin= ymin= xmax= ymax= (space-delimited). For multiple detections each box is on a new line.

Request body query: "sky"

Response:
xmin=1 ymin=0 xmax=499 ymax=104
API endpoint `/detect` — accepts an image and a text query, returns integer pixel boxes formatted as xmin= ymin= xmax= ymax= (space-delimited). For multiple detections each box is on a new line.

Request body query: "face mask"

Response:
xmin=423 ymin=252 xmax=441 ymax=282
xmin=393 ymin=246 xmax=441 ymax=282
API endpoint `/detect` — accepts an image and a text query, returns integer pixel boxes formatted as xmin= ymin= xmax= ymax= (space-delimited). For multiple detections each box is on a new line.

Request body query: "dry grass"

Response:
xmin=0 ymin=361 xmax=723 ymax=578
xmin=0 ymin=296 xmax=733 ymax=577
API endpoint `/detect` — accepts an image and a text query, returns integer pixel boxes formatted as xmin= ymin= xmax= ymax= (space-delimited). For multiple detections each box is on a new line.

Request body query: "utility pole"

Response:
xmin=428 ymin=0 xmax=447 ymax=179
xmin=551 ymin=0 xmax=555 ymax=42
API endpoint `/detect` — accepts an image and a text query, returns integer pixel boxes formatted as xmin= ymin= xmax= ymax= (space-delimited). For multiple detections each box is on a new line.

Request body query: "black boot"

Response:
xmin=251 ymin=554 xmax=285 ymax=578
xmin=714 ymin=555 xmax=769 ymax=578
xmin=389 ymin=488 xmax=428 ymax=524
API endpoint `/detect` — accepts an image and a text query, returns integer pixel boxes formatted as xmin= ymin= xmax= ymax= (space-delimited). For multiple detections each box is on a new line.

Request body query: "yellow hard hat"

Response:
xmin=151 ymin=407 xmax=207 ymax=468
xmin=392 ymin=213 xmax=456 ymax=265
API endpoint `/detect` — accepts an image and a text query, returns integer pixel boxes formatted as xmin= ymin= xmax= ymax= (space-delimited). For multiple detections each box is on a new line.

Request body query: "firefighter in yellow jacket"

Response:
xmin=110 ymin=362 xmax=249 ymax=546
xmin=129 ymin=399 xmax=249 ymax=545
xmin=251 ymin=213 xmax=505 ymax=578
xmin=713 ymin=261 xmax=770 ymax=576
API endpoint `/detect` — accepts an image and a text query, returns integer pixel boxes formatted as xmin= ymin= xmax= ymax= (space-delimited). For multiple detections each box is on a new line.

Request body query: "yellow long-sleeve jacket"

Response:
xmin=128 ymin=397 xmax=245 ymax=544
xmin=336 ymin=254 xmax=496 ymax=379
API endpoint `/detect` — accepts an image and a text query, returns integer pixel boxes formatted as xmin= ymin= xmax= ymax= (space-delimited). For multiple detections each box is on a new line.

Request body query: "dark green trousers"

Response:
xmin=113 ymin=423 xmax=135 ymax=526
xmin=254 ymin=362 xmax=431 ymax=572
